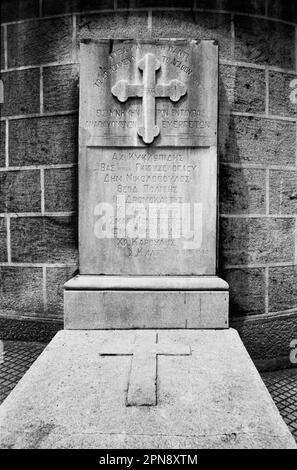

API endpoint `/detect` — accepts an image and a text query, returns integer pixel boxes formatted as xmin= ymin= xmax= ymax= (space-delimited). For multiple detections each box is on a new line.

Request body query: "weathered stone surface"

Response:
xmin=0 ymin=329 xmax=295 ymax=449
xmin=43 ymin=65 xmax=79 ymax=113
xmin=219 ymin=166 xmax=266 ymax=214
xmin=222 ymin=267 xmax=265 ymax=315
xmin=0 ymin=218 xmax=7 ymax=262
xmin=268 ymin=0 xmax=297 ymax=23
xmin=220 ymin=217 xmax=295 ymax=265
xmin=220 ymin=65 xmax=265 ymax=113
xmin=269 ymin=170 xmax=297 ymax=215
xmin=0 ymin=266 xmax=43 ymax=318
xmin=269 ymin=266 xmax=297 ymax=312
xmin=9 ymin=115 xmax=78 ymax=166
xmin=152 ymin=11 xmax=232 ymax=60
xmin=0 ymin=170 xmax=41 ymax=213
xmin=220 ymin=115 xmax=296 ymax=166
xmin=46 ymin=266 xmax=77 ymax=318
xmin=1 ymin=0 xmax=39 ymax=23
xmin=10 ymin=216 xmax=78 ymax=263
xmin=0 ymin=69 xmax=40 ymax=117
xmin=234 ymin=17 xmax=295 ymax=69
xmin=78 ymin=12 xmax=148 ymax=40
xmin=7 ymin=17 xmax=72 ymax=68
xmin=269 ymin=71 xmax=297 ymax=118
xmin=44 ymin=167 xmax=77 ymax=212
xmin=0 ymin=122 xmax=5 ymax=167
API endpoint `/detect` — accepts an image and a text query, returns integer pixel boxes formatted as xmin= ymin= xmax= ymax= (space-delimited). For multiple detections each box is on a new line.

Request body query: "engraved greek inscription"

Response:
xmin=162 ymin=56 xmax=193 ymax=76
xmin=94 ymin=56 xmax=136 ymax=87
xmin=167 ymin=46 xmax=190 ymax=62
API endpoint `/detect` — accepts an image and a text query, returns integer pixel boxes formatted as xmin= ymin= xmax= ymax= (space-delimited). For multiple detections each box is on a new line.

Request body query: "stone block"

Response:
xmin=0 ymin=170 xmax=41 ymax=213
xmin=220 ymin=65 xmax=265 ymax=113
xmin=0 ymin=266 xmax=43 ymax=317
xmin=152 ymin=11 xmax=232 ymax=60
xmin=0 ymin=69 xmax=40 ymax=117
xmin=0 ymin=218 xmax=7 ymax=261
xmin=0 ymin=122 xmax=5 ymax=167
xmin=43 ymin=65 xmax=79 ymax=113
xmin=78 ymin=12 xmax=149 ymax=40
xmin=10 ymin=216 xmax=78 ymax=263
xmin=222 ymin=267 xmax=265 ymax=315
xmin=220 ymin=217 xmax=295 ymax=265
xmin=64 ymin=275 xmax=229 ymax=329
xmin=9 ymin=115 xmax=78 ymax=166
xmin=44 ymin=167 xmax=77 ymax=212
xmin=269 ymin=71 xmax=297 ymax=118
xmin=220 ymin=115 xmax=296 ymax=166
xmin=46 ymin=266 xmax=77 ymax=318
xmin=219 ymin=166 xmax=266 ymax=214
xmin=269 ymin=170 xmax=297 ymax=215
xmin=269 ymin=266 xmax=297 ymax=312
xmin=7 ymin=17 xmax=72 ymax=67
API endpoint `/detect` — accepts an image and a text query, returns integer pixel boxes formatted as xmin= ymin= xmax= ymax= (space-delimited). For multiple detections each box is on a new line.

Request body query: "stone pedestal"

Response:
xmin=0 ymin=329 xmax=295 ymax=449
xmin=64 ymin=275 xmax=228 ymax=329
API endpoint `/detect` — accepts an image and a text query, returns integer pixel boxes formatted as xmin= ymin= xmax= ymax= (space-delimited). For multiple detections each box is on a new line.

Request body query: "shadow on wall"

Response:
xmin=218 ymin=69 xmax=265 ymax=318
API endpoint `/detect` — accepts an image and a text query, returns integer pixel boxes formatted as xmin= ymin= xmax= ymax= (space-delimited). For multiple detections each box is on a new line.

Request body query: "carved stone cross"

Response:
xmin=111 ymin=53 xmax=187 ymax=144
xmin=99 ymin=332 xmax=191 ymax=406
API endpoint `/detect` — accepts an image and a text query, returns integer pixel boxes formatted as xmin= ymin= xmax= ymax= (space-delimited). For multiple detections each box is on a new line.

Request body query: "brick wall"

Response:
xmin=0 ymin=0 xmax=297 ymax=365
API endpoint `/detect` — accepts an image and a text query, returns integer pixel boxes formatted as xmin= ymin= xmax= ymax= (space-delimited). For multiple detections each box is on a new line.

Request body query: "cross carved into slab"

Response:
xmin=99 ymin=332 xmax=191 ymax=406
xmin=111 ymin=53 xmax=187 ymax=144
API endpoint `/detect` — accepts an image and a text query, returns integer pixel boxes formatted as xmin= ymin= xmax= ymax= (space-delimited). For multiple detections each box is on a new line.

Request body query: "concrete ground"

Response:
xmin=0 ymin=338 xmax=296 ymax=444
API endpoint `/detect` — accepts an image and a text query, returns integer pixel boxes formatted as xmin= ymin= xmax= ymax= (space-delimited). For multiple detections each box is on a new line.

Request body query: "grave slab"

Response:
xmin=0 ymin=329 xmax=295 ymax=449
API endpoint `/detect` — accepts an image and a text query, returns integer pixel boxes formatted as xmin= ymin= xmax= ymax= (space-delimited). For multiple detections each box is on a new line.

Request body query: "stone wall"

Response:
xmin=0 ymin=0 xmax=297 ymax=366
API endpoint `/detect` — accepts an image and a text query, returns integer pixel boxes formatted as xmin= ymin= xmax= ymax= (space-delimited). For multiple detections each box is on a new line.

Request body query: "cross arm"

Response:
xmin=155 ymin=79 xmax=187 ymax=102
xmin=111 ymin=81 xmax=143 ymax=102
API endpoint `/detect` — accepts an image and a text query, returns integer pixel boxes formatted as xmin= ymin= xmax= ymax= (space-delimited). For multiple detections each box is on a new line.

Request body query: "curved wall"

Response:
xmin=0 ymin=0 xmax=297 ymax=366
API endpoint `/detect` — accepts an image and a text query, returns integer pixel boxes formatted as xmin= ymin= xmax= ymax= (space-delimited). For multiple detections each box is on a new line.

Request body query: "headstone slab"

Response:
xmin=65 ymin=38 xmax=228 ymax=329
xmin=0 ymin=329 xmax=296 ymax=449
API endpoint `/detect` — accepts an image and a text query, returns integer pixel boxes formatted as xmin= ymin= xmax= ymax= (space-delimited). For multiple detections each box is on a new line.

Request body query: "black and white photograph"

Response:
xmin=0 ymin=0 xmax=296 ymax=455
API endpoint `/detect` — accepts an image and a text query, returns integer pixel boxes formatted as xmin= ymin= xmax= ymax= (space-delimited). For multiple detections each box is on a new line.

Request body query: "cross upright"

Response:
xmin=111 ymin=52 xmax=187 ymax=144
xmin=99 ymin=332 xmax=191 ymax=406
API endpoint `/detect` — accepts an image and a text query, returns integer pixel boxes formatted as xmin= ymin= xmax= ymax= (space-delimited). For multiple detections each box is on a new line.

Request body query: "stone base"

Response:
xmin=64 ymin=275 xmax=229 ymax=329
xmin=0 ymin=329 xmax=296 ymax=449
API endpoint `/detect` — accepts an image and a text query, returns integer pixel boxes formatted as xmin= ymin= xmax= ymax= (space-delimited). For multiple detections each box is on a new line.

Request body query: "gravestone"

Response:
xmin=0 ymin=39 xmax=296 ymax=450
xmin=64 ymin=39 xmax=229 ymax=329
